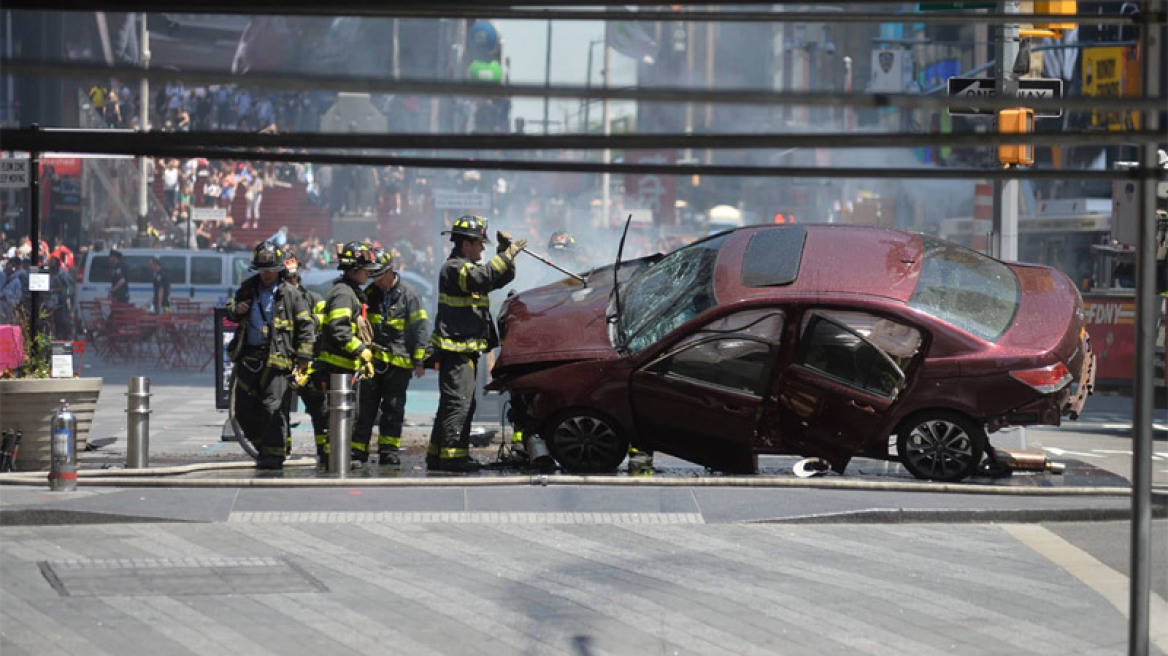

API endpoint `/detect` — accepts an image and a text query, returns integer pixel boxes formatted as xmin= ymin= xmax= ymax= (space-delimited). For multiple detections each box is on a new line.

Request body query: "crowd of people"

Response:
xmin=87 ymin=80 xmax=326 ymax=134
xmin=0 ymin=234 xmax=78 ymax=341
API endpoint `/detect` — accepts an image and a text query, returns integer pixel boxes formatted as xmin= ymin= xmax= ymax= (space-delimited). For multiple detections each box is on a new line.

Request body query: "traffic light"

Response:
xmin=998 ymin=108 xmax=1035 ymax=167
xmin=1025 ymin=0 xmax=1077 ymax=38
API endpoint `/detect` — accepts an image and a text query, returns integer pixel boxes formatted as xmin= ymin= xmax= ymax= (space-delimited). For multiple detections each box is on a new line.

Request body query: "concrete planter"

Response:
xmin=0 ymin=378 xmax=102 ymax=472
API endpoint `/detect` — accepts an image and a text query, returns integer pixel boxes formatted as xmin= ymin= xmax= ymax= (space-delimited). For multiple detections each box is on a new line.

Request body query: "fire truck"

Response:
xmin=938 ymin=187 xmax=1167 ymax=391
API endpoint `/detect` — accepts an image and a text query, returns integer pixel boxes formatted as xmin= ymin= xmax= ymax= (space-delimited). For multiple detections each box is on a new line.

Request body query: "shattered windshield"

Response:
xmin=907 ymin=235 xmax=1019 ymax=342
xmin=617 ymin=234 xmax=728 ymax=354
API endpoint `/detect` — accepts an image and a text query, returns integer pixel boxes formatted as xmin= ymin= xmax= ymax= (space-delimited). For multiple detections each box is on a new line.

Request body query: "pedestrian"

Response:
xmin=427 ymin=215 xmax=525 ymax=472
xmin=225 ymin=241 xmax=315 ymax=470
xmin=300 ymin=241 xmax=378 ymax=466
xmin=44 ymin=257 xmax=73 ymax=340
xmin=352 ymin=247 xmax=429 ymax=466
xmin=51 ymin=235 xmax=75 ymax=271
xmin=107 ymin=249 xmax=129 ymax=304
xmin=148 ymin=256 xmax=171 ymax=314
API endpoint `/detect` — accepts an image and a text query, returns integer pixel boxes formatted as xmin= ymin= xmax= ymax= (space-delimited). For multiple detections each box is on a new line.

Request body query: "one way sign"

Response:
xmin=947 ymin=77 xmax=1063 ymax=117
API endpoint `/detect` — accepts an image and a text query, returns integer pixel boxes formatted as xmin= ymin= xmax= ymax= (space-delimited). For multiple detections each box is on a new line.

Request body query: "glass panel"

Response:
xmin=160 ymin=256 xmax=187 ymax=284
xmin=88 ymin=255 xmax=112 ymax=283
xmin=805 ymin=309 xmax=921 ymax=370
xmin=797 ymin=316 xmax=903 ymax=397
xmin=191 ymin=256 xmax=222 ymax=284
xmin=123 ymin=255 xmax=154 ymax=283
xmin=619 ymin=234 xmax=727 ymax=354
xmin=651 ymin=338 xmax=773 ymax=398
xmin=232 ymin=257 xmax=252 ymax=285
xmin=908 ymin=235 xmax=1019 ymax=342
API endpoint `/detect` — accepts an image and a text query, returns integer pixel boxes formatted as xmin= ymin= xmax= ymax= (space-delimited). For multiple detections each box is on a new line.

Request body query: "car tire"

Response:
xmin=545 ymin=409 xmax=629 ymax=474
xmin=895 ymin=411 xmax=985 ymax=482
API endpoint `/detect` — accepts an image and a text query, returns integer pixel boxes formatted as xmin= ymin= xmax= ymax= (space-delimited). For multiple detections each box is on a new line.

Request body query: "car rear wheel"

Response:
xmin=896 ymin=411 xmax=985 ymax=482
xmin=545 ymin=409 xmax=629 ymax=473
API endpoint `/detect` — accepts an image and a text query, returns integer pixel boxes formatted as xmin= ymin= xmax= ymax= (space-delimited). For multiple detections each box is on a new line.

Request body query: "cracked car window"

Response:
xmin=618 ymin=234 xmax=728 ymax=354
xmin=908 ymin=235 xmax=1019 ymax=342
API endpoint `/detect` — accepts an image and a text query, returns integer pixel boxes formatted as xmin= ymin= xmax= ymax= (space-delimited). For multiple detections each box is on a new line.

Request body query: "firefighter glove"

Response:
xmin=496 ymin=230 xmax=512 ymax=253
xmin=358 ymin=348 xmax=375 ymax=378
xmin=503 ymin=238 xmax=527 ymax=262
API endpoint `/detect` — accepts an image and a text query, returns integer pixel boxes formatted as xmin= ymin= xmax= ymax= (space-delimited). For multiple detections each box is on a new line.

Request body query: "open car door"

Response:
xmin=629 ymin=310 xmax=785 ymax=474
xmin=773 ymin=310 xmax=915 ymax=471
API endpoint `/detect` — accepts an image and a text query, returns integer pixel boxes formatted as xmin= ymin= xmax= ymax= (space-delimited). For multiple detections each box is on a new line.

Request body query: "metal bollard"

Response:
xmin=125 ymin=376 xmax=151 ymax=469
xmin=327 ymin=373 xmax=354 ymax=477
xmin=49 ymin=400 xmax=77 ymax=492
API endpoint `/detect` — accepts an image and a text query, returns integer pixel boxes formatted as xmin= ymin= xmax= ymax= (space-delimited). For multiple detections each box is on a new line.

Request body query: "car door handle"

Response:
xmin=849 ymin=400 xmax=876 ymax=414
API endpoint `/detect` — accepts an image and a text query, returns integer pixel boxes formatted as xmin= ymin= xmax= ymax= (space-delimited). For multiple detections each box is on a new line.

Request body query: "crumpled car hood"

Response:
xmin=493 ymin=275 xmax=618 ymax=373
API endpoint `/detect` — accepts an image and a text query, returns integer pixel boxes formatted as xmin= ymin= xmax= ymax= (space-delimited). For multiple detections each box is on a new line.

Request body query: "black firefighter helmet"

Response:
xmin=442 ymin=214 xmax=492 ymax=244
xmin=249 ymin=241 xmax=286 ymax=272
xmin=336 ymin=241 xmax=379 ymax=271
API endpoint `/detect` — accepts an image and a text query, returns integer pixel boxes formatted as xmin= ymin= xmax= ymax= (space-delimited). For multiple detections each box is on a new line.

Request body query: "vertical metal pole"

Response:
xmin=28 ymin=128 xmax=40 ymax=360
xmin=992 ymin=0 xmax=1020 ymax=262
xmin=327 ymin=373 xmax=353 ymax=477
xmin=542 ymin=19 xmax=552 ymax=135
xmin=125 ymin=376 xmax=151 ymax=468
xmin=601 ymin=41 xmax=611 ymax=228
xmin=584 ymin=40 xmax=594 ymax=132
xmin=1129 ymin=6 xmax=1161 ymax=655
xmin=137 ymin=12 xmax=149 ymax=246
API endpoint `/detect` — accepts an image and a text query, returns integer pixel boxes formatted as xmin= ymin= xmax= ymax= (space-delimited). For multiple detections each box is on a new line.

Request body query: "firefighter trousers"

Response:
xmin=353 ymin=366 xmax=411 ymax=456
xmin=428 ymin=350 xmax=478 ymax=464
xmin=235 ymin=350 xmax=289 ymax=459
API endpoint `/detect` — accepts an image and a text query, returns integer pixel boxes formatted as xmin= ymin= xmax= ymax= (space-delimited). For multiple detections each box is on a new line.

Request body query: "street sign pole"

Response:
xmin=1130 ymin=3 xmax=1162 ymax=653
xmin=992 ymin=1 xmax=1020 ymax=262
xmin=28 ymin=126 xmax=41 ymax=365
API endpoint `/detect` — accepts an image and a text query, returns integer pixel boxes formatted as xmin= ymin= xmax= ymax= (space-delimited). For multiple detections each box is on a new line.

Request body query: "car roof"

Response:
xmin=725 ymin=224 xmax=924 ymax=304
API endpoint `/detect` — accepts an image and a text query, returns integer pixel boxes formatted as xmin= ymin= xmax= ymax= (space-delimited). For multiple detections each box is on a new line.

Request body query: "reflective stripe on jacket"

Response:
xmin=366 ymin=278 xmax=429 ymax=370
xmin=429 ymin=250 xmax=515 ymax=354
xmin=226 ymin=274 xmax=315 ymax=370
xmin=314 ymin=276 xmax=367 ymax=371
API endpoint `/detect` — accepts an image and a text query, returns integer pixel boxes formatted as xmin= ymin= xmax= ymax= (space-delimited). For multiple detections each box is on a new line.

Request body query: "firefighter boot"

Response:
xmin=351 ymin=442 xmax=369 ymax=465
xmin=378 ymin=448 xmax=401 ymax=466
xmin=627 ymin=448 xmax=654 ymax=477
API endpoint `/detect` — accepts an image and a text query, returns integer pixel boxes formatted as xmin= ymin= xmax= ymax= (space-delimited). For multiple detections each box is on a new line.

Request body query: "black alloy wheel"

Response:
xmin=545 ymin=409 xmax=629 ymax=473
xmin=896 ymin=411 xmax=986 ymax=482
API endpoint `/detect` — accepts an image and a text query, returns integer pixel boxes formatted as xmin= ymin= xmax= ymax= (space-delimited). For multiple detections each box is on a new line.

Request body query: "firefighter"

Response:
xmin=352 ymin=247 xmax=429 ymax=465
xmin=546 ymin=231 xmax=581 ymax=269
xmin=300 ymin=241 xmax=378 ymax=466
xmin=225 ymin=241 xmax=315 ymax=470
xmin=427 ymin=215 xmax=525 ymax=472
xmin=280 ymin=247 xmax=322 ymax=456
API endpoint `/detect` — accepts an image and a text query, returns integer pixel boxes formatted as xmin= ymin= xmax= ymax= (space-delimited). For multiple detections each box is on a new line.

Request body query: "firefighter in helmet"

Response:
xmin=278 ymin=247 xmax=324 ymax=455
xmin=352 ymin=247 xmax=429 ymax=466
xmin=225 ymin=241 xmax=315 ymax=470
xmin=301 ymin=241 xmax=379 ymax=466
xmin=546 ymin=231 xmax=581 ymax=269
xmin=428 ymin=215 xmax=526 ymax=472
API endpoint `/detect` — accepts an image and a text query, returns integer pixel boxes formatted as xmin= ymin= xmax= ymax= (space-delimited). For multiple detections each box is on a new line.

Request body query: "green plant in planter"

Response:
xmin=1 ymin=310 xmax=52 ymax=379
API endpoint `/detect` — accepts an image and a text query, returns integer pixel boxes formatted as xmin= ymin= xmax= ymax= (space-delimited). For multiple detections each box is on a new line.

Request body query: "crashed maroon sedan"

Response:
xmin=488 ymin=225 xmax=1094 ymax=482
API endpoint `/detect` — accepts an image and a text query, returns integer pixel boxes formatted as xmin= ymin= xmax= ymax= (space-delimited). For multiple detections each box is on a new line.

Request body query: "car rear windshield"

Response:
xmin=617 ymin=234 xmax=728 ymax=354
xmin=907 ymin=235 xmax=1019 ymax=342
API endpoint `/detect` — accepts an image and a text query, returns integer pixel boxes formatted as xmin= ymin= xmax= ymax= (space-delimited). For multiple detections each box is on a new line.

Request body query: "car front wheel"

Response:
xmin=545 ymin=409 xmax=629 ymax=473
xmin=896 ymin=411 xmax=985 ymax=482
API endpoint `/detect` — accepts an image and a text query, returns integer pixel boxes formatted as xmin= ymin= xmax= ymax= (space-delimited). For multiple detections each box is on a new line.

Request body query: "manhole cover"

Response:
xmin=38 ymin=556 xmax=327 ymax=597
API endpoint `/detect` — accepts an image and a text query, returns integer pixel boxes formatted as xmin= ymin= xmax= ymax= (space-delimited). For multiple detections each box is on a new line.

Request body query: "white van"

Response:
xmin=77 ymin=248 xmax=254 ymax=309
